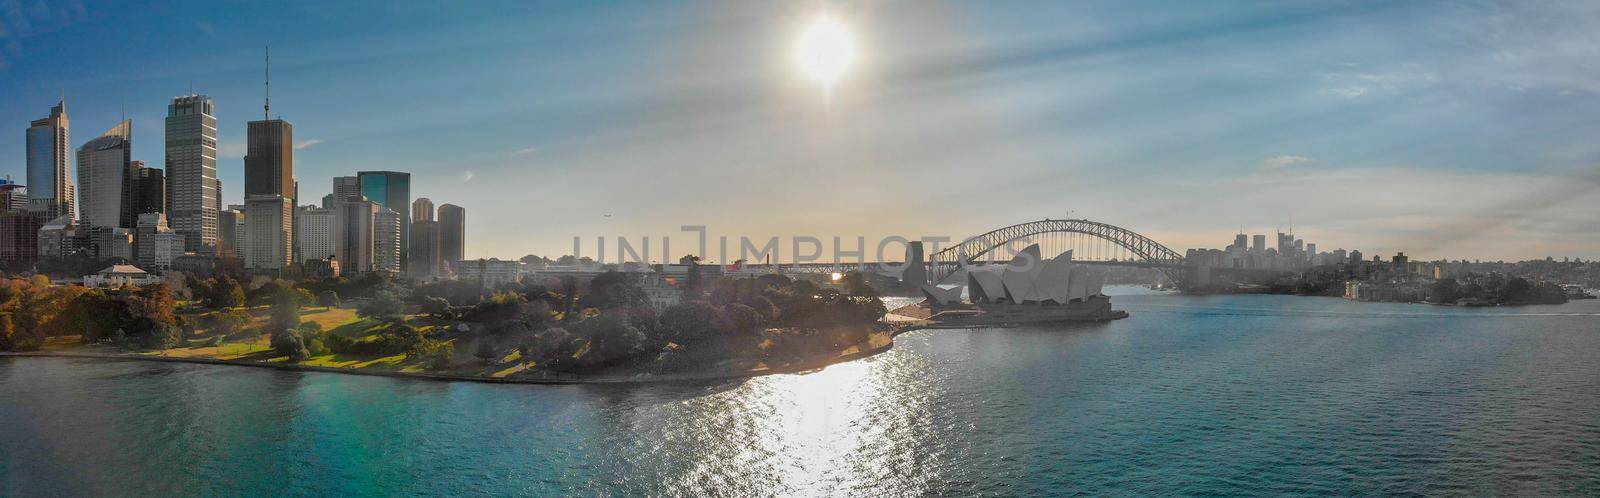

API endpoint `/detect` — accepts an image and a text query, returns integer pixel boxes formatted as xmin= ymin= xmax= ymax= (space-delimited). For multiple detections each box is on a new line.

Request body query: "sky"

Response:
xmin=1 ymin=0 xmax=1598 ymax=262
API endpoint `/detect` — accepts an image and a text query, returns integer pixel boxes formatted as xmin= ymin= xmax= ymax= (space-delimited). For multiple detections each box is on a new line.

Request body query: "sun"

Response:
xmin=795 ymin=15 xmax=856 ymax=88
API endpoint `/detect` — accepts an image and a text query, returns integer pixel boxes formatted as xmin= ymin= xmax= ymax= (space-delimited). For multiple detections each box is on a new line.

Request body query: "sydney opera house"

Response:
xmin=910 ymin=244 xmax=1125 ymax=325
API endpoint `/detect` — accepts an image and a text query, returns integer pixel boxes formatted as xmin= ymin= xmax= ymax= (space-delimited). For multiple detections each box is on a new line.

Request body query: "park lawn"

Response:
xmin=298 ymin=307 xmax=361 ymax=331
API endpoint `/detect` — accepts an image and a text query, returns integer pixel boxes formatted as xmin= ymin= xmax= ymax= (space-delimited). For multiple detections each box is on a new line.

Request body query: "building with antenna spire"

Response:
xmin=243 ymin=47 xmax=295 ymax=271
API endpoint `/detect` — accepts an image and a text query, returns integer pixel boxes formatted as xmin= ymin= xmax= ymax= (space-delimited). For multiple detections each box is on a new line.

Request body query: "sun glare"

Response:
xmin=796 ymin=15 xmax=856 ymax=88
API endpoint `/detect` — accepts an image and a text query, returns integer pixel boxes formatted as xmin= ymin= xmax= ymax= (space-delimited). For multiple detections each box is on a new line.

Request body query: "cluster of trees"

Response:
xmin=416 ymin=269 xmax=887 ymax=374
xmin=0 ymin=276 xmax=186 ymax=352
xmin=1427 ymin=277 xmax=1569 ymax=305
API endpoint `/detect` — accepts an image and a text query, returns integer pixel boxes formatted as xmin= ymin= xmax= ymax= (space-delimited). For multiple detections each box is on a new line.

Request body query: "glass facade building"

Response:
xmin=357 ymin=171 xmax=410 ymax=269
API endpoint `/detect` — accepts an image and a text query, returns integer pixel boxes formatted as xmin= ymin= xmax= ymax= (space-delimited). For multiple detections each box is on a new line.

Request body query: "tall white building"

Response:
xmin=374 ymin=207 xmax=401 ymax=274
xmin=295 ymin=205 xmax=335 ymax=263
xmin=244 ymin=195 xmax=293 ymax=271
xmin=165 ymin=95 xmax=218 ymax=252
xmin=76 ymin=120 xmax=133 ymax=229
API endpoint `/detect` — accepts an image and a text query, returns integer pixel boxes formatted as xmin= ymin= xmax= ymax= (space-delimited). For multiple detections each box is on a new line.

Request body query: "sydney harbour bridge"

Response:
xmin=746 ymin=219 xmax=1191 ymax=286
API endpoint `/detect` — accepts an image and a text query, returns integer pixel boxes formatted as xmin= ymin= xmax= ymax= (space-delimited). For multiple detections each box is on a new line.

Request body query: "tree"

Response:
xmin=211 ymin=310 xmax=252 ymax=339
xmin=474 ymin=338 xmax=500 ymax=364
xmin=657 ymin=301 xmax=716 ymax=344
xmin=712 ymin=303 xmax=766 ymax=335
xmin=359 ymin=290 xmax=406 ymax=322
xmin=204 ymin=277 xmax=246 ymax=308
xmin=0 ymin=314 xmax=40 ymax=352
xmin=317 ymin=290 xmax=340 ymax=308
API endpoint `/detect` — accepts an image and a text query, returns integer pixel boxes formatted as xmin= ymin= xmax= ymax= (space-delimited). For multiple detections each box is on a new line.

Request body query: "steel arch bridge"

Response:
xmin=928 ymin=219 xmax=1186 ymax=284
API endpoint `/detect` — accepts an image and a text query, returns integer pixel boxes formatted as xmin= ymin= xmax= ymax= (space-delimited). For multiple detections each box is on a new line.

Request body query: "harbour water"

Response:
xmin=3 ymin=288 xmax=1598 ymax=495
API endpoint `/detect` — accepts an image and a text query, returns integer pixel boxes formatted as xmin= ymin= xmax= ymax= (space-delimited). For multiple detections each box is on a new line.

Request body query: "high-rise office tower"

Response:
xmin=333 ymin=176 xmax=361 ymax=203
xmin=245 ymin=119 xmax=293 ymax=198
xmin=26 ymin=96 xmax=72 ymax=219
xmin=438 ymin=203 xmax=465 ymax=267
xmin=217 ymin=208 xmax=241 ymax=258
xmin=166 ymin=94 xmax=218 ymax=252
xmin=408 ymin=197 xmax=439 ymax=278
xmin=132 ymin=162 xmax=165 ymax=217
xmin=295 ymin=205 xmax=335 ymax=263
xmin=77 ymin=120 xmax=135 ymax=229
xmin=357 ymin=171 xmax=410 ymax=270
xmin=1251 ymin=234 xmax=1266 ymax=253
xmin=1233 ymin=233 xmax=1247 ymax=250
xmin=243 ymin=117 xmax=293 ymax=270
xmin=334 ymin=199 xmax=378 ymax=274
xmin=374 ymin=208 xmax=402 ymax=274
xmin=244 ymin=195 xmax=293 ymax=270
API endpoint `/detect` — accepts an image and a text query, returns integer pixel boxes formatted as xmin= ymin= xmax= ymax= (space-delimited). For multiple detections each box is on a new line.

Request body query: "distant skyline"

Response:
xmin=2 ymin=0 xmax=1598 ymax=261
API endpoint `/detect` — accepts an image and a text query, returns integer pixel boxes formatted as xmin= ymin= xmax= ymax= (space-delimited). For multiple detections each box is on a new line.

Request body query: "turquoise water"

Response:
xmin=4 ymin=290 xmax=1599 ymax=496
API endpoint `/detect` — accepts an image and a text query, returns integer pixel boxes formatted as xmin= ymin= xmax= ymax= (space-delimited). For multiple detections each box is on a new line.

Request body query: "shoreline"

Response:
xmin=0 ymin=326 xmax=926 ymax=386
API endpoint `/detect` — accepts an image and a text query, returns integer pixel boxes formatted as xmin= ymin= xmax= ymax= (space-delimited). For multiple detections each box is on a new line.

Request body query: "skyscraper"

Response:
xmin=132 ymin=163 xmax=165 ymax=217
xmin=166 ymin=94 xmax=219 ymax=252
xmin=243 ymin=118 xmax=293 ymax=270
xmin=374 ymin=208 xmax=402 ymax=274
xmin=333 ymin=176 xmax=361 ymax=203
xmin=26 ymin=96 xmax=72 ymax=219
xmin=295 ymin=205 xmax=335 ymax=263
xmin=438 ymin=203 xmax=465 ymax=268
xmin=357 ymin=171 xmax=410 ymax=270
xmin=76 ymin=120 xmax=134 ymax=229
xmin=334 ymin=199 xmax=378 ymax=274
xmin=409 ymin=197 xmax=439 ymax=279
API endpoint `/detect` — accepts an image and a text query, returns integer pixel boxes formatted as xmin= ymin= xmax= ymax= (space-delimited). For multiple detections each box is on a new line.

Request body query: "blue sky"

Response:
xmin=2 ymin=0 xmax=1598 ymax=261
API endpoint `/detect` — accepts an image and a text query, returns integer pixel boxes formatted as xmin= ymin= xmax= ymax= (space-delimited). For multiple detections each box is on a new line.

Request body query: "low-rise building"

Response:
xmin=83 ymin=264 xmax=163 ymax=287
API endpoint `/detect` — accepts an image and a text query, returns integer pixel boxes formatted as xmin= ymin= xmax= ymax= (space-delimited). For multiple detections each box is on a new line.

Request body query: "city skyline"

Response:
xmin=1 ymin=1 xmax=1598 ymax=261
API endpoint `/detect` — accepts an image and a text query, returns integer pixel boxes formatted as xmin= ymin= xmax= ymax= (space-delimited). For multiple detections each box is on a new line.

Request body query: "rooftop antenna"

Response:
xmin=263 ymin=45 xmax=270 ymax=121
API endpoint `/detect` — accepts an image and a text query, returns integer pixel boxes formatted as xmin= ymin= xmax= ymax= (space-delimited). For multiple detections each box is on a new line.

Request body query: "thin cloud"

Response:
xmin=462 ymin=170 xmax=476 ymax=182
xmin=195 ymin=20 xmax=217 ymax=39
xmin=508 ymin=146 xmax=537 ymax=157
xmin=1260 ymin=155 xmax=1312 ymax=170
xmin=293 ymin=139 xmax=322 ymax=150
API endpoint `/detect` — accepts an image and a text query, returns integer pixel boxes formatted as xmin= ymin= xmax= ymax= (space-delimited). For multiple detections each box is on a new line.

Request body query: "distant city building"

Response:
xmin=438 ymin=203 xmax=465 ymax=270
xmin=37 ymin=215 xmax=80 ymax=259
xmin=0 ymin=210 xmax=44 ymax=263
xmin=166 ymin=94 xmax=219 ymax=252
xmin=334 ymin=199 xmax=378 ymax=275
xmin=0 ymin=177 xmax=29 ymax=212
xmin=135 ymin=213 xmax=185 ymax=270
xmin=409 ymin=198 xmax=440 ymax=279
xmin=77 ymin=120 xmax=134 ymax=229
xmin=82 ymin=226 xmax=134 ymax=261
xmin=243 ymin=116 xmax=294 ymax=271
xmin=132 ymin=162 xmax=165 ymax=217
xmin=1251 ymin=234 xmax=1266 ymax=253
xmin=455 ymin=258 xmax=524 ymax=287
xmin=244 ymin=195 xmax=293 ymax=271
xmin=26 ymin=97 xmax=73 ymax=219
xmin=332 ymin=176 xmax=361 ymax=204
xmin=357 ymin=171 xmax=410 ymax=270
xmin=217 ymin=208 xmax=241 ymax=257
xmin=374 ymin=208 xmax=402 ymax=274
xmin=295 ymin=205 xmax=335 ymax=263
